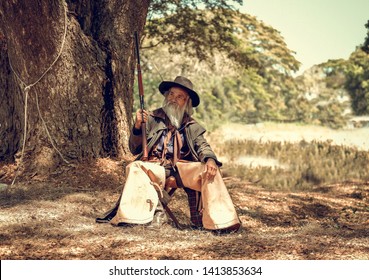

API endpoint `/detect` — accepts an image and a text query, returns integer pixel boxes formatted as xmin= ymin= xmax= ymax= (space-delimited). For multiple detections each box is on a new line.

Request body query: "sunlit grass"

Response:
xmin=218 ymin=139 xmax=369 ymax=191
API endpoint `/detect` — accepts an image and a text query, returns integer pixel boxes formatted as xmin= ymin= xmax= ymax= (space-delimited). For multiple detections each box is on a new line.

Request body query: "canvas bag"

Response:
xmin=110 ymin=161 xmax=166 ymax=225
xmin=176 ymin=161 xmax=240 ymax=230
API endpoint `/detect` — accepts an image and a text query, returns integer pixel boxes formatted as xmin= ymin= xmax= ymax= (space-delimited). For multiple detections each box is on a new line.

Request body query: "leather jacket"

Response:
xmin=129 ymin=108 xmax=222 ymax=166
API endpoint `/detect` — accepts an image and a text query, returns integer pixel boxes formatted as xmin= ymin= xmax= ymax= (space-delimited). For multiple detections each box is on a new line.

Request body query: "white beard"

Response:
xmin=162 ymin=100 xmax=186 ymax=128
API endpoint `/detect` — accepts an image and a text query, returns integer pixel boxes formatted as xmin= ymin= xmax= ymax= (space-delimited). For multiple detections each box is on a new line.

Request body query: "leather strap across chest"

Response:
xmin=161 ymin=125 xmax=183 ymax=166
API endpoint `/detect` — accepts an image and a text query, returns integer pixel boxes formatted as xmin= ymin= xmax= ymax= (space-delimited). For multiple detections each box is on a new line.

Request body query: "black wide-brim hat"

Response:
xmin=158 ymin=76 xmax=200 ymax=107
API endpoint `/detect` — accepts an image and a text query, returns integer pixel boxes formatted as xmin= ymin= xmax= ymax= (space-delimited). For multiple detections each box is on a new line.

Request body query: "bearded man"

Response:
xmin=97 ymin=76 xmax=240 ymax=233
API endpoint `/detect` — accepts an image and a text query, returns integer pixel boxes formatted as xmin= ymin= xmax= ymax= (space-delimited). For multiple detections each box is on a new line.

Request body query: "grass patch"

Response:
xmin=218 ymin=139 xmax=369 ymax=191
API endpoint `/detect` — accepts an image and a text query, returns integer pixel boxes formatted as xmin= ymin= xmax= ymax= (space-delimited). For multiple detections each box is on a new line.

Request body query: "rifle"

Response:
xmin=134 ymin=31 xmax=148 ymax=160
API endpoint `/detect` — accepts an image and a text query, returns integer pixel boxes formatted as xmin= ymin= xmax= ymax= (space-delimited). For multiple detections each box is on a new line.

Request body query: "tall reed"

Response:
xmin=219 ymin=139 xmax=369 ymax=191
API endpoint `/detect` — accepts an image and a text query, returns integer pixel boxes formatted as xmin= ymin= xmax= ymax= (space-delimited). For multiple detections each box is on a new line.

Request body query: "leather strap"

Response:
xmin=140 ymin=165 xmax=182 ymax=229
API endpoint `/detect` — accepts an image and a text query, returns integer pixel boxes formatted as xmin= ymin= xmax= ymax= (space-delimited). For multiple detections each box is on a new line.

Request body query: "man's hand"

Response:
xmin=204 ymin=158 xmax=218 ymax=182
xmin=134 ymin=109 xmax=148 ymax=130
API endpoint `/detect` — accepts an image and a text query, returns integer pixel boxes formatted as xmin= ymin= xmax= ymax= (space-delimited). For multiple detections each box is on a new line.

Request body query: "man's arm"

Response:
xmin=192 ymin=131 xmax=222 ymax=182
xmin=129 ymin=109 xmax=148 ymax=155
xmin=193 ymin=133 xmax=222 ymax=166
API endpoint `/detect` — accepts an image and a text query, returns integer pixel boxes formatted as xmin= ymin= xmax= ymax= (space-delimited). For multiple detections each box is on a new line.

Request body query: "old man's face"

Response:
xmin=163 ymin=87 xmax=189 ymax=128
xmin=167 ymin=87 xmax=189 ymax=108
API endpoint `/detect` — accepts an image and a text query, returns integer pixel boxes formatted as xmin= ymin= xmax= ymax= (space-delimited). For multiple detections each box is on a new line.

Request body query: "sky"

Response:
xmin=238 ymin=0 xmax=369 ymax=74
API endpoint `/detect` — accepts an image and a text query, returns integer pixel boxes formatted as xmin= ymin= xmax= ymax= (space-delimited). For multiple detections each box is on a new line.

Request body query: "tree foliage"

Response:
xmin=139 ymin=9 xmax=302 ymax=128
xmin=145 ymin=1 xmax=243 ymax=63
xmin=317 ymin=21 xmax=369 ymax=118
xmin=345 ymin=49 xmax=369 ymax=115
xmin=309 ymin=19 xmax=369 ymax=118
xmin=141 ymin=6 xmax=369 ymax=130
xmin=144 ymin=7 xmax=369 ymax=129
xmin=296 ymin=63 xmax=351 ymax=128
xmin=362 ymin=19 xmax=369 ymax=54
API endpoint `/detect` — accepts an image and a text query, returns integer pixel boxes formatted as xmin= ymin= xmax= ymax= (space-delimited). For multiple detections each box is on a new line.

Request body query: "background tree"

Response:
xmin=296 ymin=63 xmax=350 ymax=128
xmin=361 ymin=19 xmax=369 ymax=54
xmin=314 ymin=19 xmax=369 ymax=118
xmin=345 ymin=49 xmax=369 ymax=115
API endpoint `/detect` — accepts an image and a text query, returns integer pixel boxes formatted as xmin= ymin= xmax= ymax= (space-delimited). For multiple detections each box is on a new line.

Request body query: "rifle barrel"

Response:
xmin=134 ymin=31 xmax=141 ymax=65
xmin=134 ymin=31 xmax=148 ymax=160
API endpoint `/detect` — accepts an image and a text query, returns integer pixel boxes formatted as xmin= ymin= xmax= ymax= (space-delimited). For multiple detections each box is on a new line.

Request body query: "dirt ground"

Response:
xmin=0 ymin=157 xmax=368 ymax=260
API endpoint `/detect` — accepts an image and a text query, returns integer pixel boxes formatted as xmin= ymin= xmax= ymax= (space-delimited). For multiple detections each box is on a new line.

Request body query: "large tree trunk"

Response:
xmin=0 ymin=0 xmax=149 ymax=175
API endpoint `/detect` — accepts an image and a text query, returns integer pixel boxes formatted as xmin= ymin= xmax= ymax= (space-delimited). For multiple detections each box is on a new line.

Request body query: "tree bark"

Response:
xmin=0 ymin=0 xmax=149 ymax=174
